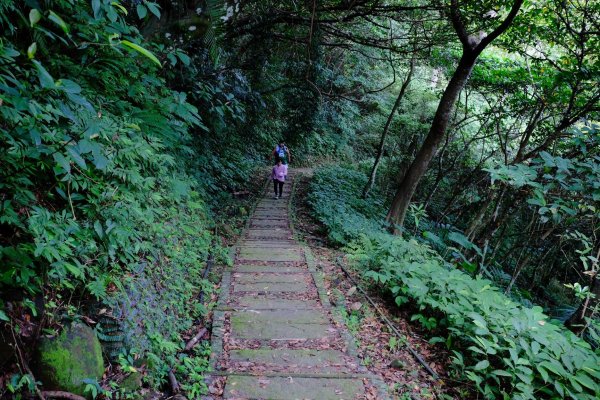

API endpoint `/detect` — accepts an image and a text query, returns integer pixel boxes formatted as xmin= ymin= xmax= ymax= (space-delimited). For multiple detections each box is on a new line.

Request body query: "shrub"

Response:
xmin=349 ymin=234 xmax=600 ymax=399
xmin=308 ymin=165 xmax=600 ymax=399
xmin=307 ymin=165 xmax=385 ymax=245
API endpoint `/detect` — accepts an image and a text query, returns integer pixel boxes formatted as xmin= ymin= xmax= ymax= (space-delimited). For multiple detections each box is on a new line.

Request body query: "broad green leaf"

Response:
xmin=136 ymin=4 xmax=148 ymax=19
xmin=56 ymin=79 xmax=82 ymax=94
xmin=29 ymin=9 xmax=42 ymax=27
xmin=93 ymin=153 xmax=109 ymax=170
xmin=53 ymin=153 xmax=71 ymax=173
xmin=573 ymin=373 xmax=596 ymax=391
xmin=94 ymin=220 xmax=104 ymax=238
xmin=48 ymin=11 xmax=69 ymax=34
xmin=146 ymin=2 xmax=161 ymax=18
xmin=111 ymin=2 xmax=128 ymax=15
xmin=120 ymin=40 xmax=161 ymax=67
xmin=537 ymin=364 xmax=549 ymax=382
xmin=27 ymin=42 xmax=37 ymax=59
xmin=64 ymin=263 xmax=83 ymax=278
xmin=92 ymin=0 xmax=102 ymax=19
xmin=474 ymin=360 xmax=490 ymax=370
xmin=32 ymin=60 xmax=55 ymax=88
xmin=67 ymin=147 xmax=87 ymax=169
xmin=0 ymin=310 xmax=9 ymax=322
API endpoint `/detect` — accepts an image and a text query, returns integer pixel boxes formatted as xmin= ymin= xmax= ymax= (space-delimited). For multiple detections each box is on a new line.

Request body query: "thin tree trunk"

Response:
xmin=385 ymin=0 xmax=523 ymax=233
xmin=362 ymin=59 xmax=415 ymax=198
xmin=566 ymin=247 xmax=600 ymax=334
xmin=386 ymin=54 xmax=475 ymax=231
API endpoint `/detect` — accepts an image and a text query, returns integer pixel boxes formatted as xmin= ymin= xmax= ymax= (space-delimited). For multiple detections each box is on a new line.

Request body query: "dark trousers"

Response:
xmin=273 ymin=179 xmax=284 ymax=196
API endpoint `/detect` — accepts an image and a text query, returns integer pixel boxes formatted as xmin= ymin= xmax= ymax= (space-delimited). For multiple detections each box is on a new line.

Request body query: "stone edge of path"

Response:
xmin=206 ymin=171 xmax=391 ymax=399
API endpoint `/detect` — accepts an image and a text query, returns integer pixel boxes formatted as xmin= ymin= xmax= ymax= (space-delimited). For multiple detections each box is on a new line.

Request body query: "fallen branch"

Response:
xmin=168 ymin=369 xmax=180 ymax=394
xmin=184 ymin=327 xmax=208 ymax=351
xmin=41 ymin=391 xmax=86 ymax=400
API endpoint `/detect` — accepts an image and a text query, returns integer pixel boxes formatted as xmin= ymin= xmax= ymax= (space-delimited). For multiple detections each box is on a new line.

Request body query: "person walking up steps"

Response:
xmin=271 ymin=157 xmax=288 ymax=199
xmin=271 ymin=140 xmax=291 ymax=165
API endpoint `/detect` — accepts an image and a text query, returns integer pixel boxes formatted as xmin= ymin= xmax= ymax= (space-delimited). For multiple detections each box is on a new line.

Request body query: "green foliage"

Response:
xmin=348 ymin=233 xmax=600 ymax=399
xmin=0 ymin=0 xmax=228 ymax=394
xmin=308 ymin=165 xmax=600 ymax=398
xmin=307 ymin=166 xmax=385 ymax=245
xmin=308 ymin=166 xmax=383 ymax=245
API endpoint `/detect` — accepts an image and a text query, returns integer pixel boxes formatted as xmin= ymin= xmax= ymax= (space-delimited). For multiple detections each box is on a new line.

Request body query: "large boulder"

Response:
xmin=35 ymin=323 xmax=104 ymax=396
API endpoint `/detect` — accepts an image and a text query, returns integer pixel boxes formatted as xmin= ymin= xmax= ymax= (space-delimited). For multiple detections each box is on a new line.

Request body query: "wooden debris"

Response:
xmin=41 ymin=391 xmax=86 ymax=400
xmin=184 ymin=327 xmax=207 ymax=351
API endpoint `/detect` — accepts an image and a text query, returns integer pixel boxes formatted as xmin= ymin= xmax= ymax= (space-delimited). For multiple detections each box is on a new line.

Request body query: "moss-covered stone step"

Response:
xmin=238 ymin=242 xmax=301 ymax=249
xmin=250 ymin=219 xmax=289 ymax=228
xmin=224 ymin=375 xmax=364 ymax=399
xmin=253 ymin=210 xmax=288 ymax=217
xmin=233 ymin=280 xmax=310 ymax=293
xmin=238 ymin=246 xmax=302 ymax=256
xmin=246 ymin=228 xmax=293 ymax=240
xmin=230 ymin=310 xmax=333 ymax=339
xmin=229 ymin=349 xmax=355 ymax=371
xmin=230 ymin=296 xmax=320 ymax=310
xmin=238 ymin=246 xmax=303 ymax=262
xmin=233 ymin=272 xmax=309 ymax=284
xmin=235 ymin=264 xmax=307 ymax=273
xmin=256 ymin=200 xmax=289 ymax=207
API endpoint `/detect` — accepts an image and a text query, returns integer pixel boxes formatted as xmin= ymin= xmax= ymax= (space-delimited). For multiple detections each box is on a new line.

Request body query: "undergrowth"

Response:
xmin=308 ymin=165 xmax=600 ymax=399
xmin=0 ymin=1 xmax=238 ymax=397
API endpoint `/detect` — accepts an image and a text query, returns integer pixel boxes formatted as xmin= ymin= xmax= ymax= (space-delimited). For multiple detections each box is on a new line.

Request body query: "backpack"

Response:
xmin=276 ymin=144 xmax=287 ymax=160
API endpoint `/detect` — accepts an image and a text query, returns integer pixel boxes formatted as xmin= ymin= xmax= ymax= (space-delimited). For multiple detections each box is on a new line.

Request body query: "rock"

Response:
xmin=35 ymin=323 xmax=104 ymax=397
xmin=350 ymin=302 xmax=362 ymax=311
xmin=390 ymin=359 xmax=405 ymax=369
xmin=120 ymin=372 xmax=143 ymax=393
xmin=346 ymin=286 xmax=357 ymax=297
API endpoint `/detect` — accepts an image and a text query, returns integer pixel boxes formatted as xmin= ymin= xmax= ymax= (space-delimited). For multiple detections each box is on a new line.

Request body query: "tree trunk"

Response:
xmin=386 ymin=53 xmax=476 ymax=231
xmin=566 ymin=274 xmax=600 ymax=335
xmin=385 ymin=0 xmax=523 ymax=232
xmin=362 ymin=59 xmax=415 ymax=198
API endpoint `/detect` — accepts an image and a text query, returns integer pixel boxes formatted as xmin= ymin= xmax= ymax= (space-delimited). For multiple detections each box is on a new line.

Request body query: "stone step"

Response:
xmin=229 ymin=349 xmax=358 ymax=372
xmin=229 ymin=296 xmax=320 ymax=310
xmin=233 ymin=280 xmax=310 ymax=293
xmin=250 ymin=219 xmax=289 ymax=228
xmin=237 ymin=246 xmax=303 ymax=262
xmin=233 ymin=272 xmax=310 ymax=284
xmin=230 ymin=310 xmax=333 ymax=340
xmin=246 ymin=229 xmax=293 ymax=240
xmin=224 ymin=375 xmax=365 ymax=400
xmin=235 ymin=264 xmax=307 ymax=273
xmin=238 ymin=242 xmax=301 ymax=249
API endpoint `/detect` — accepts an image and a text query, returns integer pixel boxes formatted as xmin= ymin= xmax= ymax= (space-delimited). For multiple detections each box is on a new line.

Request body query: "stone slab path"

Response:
xmin=208 ymin=171 xmax=389 ymax=399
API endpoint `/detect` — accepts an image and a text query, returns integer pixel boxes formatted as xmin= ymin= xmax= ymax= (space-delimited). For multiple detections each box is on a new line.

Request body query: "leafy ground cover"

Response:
xmin=0 ymin=2 xmax=263 ymax=397
xmin=307 ymin=165 xmax=600 ymax=399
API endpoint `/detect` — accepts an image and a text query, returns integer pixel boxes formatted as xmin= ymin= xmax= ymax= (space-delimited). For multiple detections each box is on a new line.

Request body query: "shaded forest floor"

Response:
xmin=290 ymin=172 xmax=469 ymax=399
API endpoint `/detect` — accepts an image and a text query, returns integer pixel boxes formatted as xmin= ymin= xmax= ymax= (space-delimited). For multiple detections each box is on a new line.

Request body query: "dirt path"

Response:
xmin=207 ymin=170 xmax=389 ymax=399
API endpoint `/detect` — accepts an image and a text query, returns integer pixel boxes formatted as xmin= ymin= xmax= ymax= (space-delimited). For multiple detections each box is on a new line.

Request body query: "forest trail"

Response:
xmin=207 ymin=170 xmax=389 ymax=399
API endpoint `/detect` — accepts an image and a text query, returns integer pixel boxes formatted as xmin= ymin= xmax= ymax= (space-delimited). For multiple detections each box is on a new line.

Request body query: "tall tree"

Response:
xmin=386 ymin=0 xmax=524 ymax=231
xmin=362 ymin=57 xmax=415 ymax=198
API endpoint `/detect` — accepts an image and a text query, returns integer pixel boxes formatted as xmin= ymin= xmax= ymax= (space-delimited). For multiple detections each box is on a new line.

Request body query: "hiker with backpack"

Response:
xmin=271 ymin=140 xmax=291 ymax=165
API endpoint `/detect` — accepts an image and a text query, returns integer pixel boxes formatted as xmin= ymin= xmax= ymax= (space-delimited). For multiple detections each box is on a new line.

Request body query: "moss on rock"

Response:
xmin=35 ymin=323 xmax=104 ymax=396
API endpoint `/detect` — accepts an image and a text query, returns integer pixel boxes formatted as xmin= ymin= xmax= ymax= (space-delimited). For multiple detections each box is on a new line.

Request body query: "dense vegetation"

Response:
xmin=1 ymin=0 xmax=599 ymax=398
xmin=308 ymin=165 xmax=600 ymax=398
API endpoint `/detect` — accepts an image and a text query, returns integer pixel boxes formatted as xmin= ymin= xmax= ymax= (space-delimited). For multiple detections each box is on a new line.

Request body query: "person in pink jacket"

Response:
xmin=271 ymin=157 xmax=288 ymax=199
